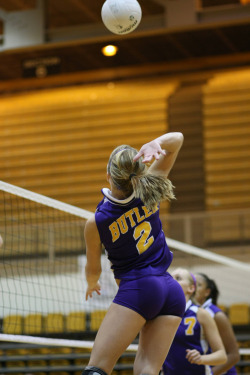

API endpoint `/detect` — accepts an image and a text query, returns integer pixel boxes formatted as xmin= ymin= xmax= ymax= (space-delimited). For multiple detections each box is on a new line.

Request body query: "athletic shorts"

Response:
xmin=221 ymin=367 xmax=237 ymax=375
xmin=113 ymin=272 xmax=186 ymax=320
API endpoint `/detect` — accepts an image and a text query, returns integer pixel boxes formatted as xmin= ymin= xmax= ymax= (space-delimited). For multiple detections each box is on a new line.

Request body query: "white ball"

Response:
xmin=101 ymin=0 xmax=142 ymax=35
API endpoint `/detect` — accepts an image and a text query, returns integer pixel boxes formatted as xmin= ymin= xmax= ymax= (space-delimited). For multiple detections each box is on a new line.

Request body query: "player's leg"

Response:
xmin=133 ymin=314 xmax=182 ymax=375
xmin=85 ymin=302 xmax=146 ymax=375
xmin=133 ymin=274 xmax=185 ymax=375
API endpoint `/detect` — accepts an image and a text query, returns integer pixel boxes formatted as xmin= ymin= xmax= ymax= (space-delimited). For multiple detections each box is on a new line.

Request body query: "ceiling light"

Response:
xmin=102 ymin=45 xmax=118 ymax=57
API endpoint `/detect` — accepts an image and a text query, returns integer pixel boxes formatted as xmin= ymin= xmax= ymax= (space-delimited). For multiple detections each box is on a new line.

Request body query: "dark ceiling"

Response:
xmin=0 ymin=0 xmax=249 ymax=87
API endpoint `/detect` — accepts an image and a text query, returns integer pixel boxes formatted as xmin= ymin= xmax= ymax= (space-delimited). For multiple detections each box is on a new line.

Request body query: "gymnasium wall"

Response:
xmin=0 ymin=68 xmax=250 ymax=217
xmin=203 ymin=70 xmax=250 ymax=211
xmin=167 ymin=83 xmax=206 ymax=213
xmin=0 ymin=79 xmax=177 ymax=214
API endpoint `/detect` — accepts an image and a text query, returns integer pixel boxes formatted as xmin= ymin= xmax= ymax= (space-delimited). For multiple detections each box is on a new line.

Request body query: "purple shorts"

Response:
xmin=113 ymin=272 xmax=186 ymax=320
xmin=222 ymin=367 xmax=237 ymax=375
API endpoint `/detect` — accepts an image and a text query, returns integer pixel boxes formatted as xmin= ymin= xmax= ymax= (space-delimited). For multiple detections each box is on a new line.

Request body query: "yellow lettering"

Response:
xmin=133 ymin=207 xmax=145 ymax=223
xmin=142 ymin=206 xmax=153 ymax=218
xmin=125 ymin=209 xmax=136 ymax=228
xmin=117 ymin=214 xmax=128 ymax=234
xmin=184 ymin=317 xmax=196 ymax=335
xmin=134 ymin=221 xmax=154 ymax=254
xmin=109 ymin=222 xmax=120 ymax=242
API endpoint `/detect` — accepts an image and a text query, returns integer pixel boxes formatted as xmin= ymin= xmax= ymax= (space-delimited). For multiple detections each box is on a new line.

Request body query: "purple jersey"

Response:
xmin=202 ymin=298 xmax=221 ymax=317
xmin=202 ymin=299 xmax=238 ymax=375
xmin=95 ymin=188 xmax=173 ymax=280
xmin=163 ymin=300 xmax=212 ymax=375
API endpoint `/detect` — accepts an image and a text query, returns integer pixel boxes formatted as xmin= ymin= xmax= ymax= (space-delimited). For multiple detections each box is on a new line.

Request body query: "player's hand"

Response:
xmin=186 ymin=349 xmax=203 ymax=365
xmin=133 ymin=140 xmax=166 ymax=164
xmin=85 ymin=282 xmax=101 ymax=300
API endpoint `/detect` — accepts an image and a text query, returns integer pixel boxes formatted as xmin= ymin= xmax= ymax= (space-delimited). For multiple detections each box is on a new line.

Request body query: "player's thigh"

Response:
xmin=89 ymin=302 xmax=145 ymax=373
xmin=134 ymin=315 xmax=181 ymax=374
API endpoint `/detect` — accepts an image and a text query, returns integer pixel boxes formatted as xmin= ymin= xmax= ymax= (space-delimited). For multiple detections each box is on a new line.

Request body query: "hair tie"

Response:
xmin=190 ymin=272 xmax=196 ymax=289
xmin=129 ymin=173 xmax=136 ymax=180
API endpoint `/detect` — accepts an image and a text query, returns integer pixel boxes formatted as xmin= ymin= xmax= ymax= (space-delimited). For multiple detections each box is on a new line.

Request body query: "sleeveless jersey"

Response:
xmin=202 ymin=299 xmax=238 ymax=375
xmin=163 ymin=300 xmax=212 ymax=375
xmin=95 ymin=188 xmax=173 ymax=280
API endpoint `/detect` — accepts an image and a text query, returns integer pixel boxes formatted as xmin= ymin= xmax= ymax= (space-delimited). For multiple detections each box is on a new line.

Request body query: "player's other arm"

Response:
xmin=0 ymin=234 xmax=3 ymax=247
xmin=84 ymin=215 xmax=102 ymax=300
xmin=133 ymin=132 xmax=184 ymax=177
xmin=186 ymin=308 xmax=227 ymax=366
xmin=212 ymin=312 xmax=240 ymax=375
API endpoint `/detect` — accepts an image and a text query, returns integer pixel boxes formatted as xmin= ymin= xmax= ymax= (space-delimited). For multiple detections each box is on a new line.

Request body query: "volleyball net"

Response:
xmin=0 ymin=180 xmax=250 ymax=352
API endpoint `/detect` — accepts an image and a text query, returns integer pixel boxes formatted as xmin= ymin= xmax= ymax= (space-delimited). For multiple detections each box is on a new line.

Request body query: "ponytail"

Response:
xmin=108 ymin=145 xmax=175 ymax=210
xmin=131 ymin=173 xmax=175 ymax=211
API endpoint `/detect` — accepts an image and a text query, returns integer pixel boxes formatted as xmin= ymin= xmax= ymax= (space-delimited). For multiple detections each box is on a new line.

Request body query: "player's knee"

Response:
xmin=82 ymin=366 xmax=108 ymax=375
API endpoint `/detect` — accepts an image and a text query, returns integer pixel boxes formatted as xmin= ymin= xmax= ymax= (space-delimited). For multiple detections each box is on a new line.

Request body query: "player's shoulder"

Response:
xmin=85 ymin=213 xmax=98 ymax=233
xmin=206 ymin=305 xmax=220 ymax=317
xmin=214 ymin=309 xmax=229 ymax=325
xmin=197 ymin=306 xmax=213 ymax=324
xmin=186 ymin=300 xmax=199 ymax=316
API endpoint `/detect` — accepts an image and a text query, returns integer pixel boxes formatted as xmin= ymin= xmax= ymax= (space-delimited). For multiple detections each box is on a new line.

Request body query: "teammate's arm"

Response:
xmin=84 ymin=215 xmax=102 ymax=300
xmin=133 ymin=132 xmax=184 ymax=177
xmin=212 ymin=312 xmax=240 ymax=375
xmin=186 ymin=308 xmax=227 ymax=366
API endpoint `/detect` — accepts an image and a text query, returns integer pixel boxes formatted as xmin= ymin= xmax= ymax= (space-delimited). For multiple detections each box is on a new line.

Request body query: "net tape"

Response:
xmin=0 ymin=334 xmax=248 ymax=356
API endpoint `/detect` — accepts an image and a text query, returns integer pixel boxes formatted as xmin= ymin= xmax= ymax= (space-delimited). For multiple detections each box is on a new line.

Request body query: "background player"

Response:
xmin=82 ymin=132 xmax=186 ymax=375
xmin=162 ymin=268 xmax=226 ymax=375
xmin=194 ymin=273 xmax=240 ymax=375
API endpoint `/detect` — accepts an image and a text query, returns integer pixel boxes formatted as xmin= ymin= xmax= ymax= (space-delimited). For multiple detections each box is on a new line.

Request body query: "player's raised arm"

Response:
xmin=133 ymin=132 xmax=184 ymax=177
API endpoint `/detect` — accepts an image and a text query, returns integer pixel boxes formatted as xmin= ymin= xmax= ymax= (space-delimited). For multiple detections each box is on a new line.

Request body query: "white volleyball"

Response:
xmin=101 ymin=0 xmax=142 ymax=35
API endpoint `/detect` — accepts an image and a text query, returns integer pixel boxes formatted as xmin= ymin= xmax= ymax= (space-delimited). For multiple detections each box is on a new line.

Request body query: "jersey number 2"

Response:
xmin=133 ymin=221 xmax=154 ymax=254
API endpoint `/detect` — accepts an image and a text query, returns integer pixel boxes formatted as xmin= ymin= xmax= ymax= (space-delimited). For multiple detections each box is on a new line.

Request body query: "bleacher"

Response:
xmin=0 ymin=305 xmax=250 ymax=375
xmin=0 ymin=343 xmax=135 ymax=375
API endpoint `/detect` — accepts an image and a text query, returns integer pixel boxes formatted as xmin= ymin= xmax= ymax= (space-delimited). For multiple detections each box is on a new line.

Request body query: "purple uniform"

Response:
xmin=95 ymin=188 xmax=186 ymax=320
xmin=95 ymin=188 xmax=173 ymax=280
xmin=163 ymin=300 xmax=212 ymax=375
xmin=202 ymin=299 xmax=237 ymax=375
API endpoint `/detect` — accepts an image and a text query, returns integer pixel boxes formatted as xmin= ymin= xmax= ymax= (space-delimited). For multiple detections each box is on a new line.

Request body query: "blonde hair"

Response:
xmin=184 ymin=269 xmax=197 ymax=298
xmin=107 ymin=144 xmax=175 ymax=210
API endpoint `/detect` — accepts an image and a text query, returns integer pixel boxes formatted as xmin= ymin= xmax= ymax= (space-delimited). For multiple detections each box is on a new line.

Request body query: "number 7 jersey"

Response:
xmin=163 ymin=300 xmax=212 ymax=375
xmin=95 ymin=188 xmax=173 ymax=280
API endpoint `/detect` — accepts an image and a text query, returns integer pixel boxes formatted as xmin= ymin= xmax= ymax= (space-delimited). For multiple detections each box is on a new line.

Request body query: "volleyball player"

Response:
xmin=194 ymin=273 xmax=240 ymax=375
xmin=162 ymin=268 xmax=227 ymax=375
xmin=82 ymin=133 xmax=186 ymax=375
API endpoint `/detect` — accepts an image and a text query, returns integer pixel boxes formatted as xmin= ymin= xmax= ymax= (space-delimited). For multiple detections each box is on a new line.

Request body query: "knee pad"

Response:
xmin=82 ymin=366 xmax=108 ymax=375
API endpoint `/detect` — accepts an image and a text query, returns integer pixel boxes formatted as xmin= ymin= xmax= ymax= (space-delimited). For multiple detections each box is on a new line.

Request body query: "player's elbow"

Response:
xmin=218 ymin=350 xmax=227 ymax=365
xmin=231 ymin=350 xmax=240 ymax=365
xmin=174 ymin=132 xmax=184 ymax=148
